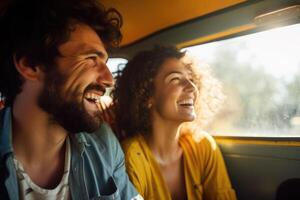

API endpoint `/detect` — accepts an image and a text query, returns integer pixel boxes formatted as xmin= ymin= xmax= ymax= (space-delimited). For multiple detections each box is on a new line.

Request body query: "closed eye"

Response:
xmin=170 ymin=77 xmax=180 ymax=82
xmin=86 ymin=54 xmax=98 ymax=60
xmin=167 ymin=74 xmax=182 ymax=83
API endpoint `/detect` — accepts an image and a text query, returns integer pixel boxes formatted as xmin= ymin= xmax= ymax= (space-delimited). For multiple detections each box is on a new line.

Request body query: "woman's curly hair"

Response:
xmin=0 ymin=0 xmax=122 ymax=106
xmin=113 ymin=45 xmax=225 ymax=139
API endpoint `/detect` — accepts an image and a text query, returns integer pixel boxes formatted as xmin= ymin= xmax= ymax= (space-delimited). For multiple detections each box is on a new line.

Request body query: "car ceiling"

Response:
xmin=102 ymin=0 xmax=246 ymax=47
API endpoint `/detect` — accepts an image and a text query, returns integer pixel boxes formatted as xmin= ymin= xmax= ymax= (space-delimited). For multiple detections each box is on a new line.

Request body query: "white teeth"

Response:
xmin=178 ymin=99 xmax=194 ymax=105
xmin=85 ymin=93 xmax=101 ymax=103
xmin=95 ymin=97 xmax=101 ymax=103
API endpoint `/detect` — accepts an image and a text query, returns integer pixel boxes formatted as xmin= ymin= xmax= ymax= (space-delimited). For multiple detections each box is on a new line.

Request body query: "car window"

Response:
xmin=107 ymin=58 xmax=128 ymax=78
xmin=183 ymin=23 xmax=300 ymax=137
xmin=105 ymin=58 xmax=128 ymax=96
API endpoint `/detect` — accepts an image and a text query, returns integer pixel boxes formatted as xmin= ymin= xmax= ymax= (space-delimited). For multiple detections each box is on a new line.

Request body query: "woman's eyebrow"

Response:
xmin=164 ymin=71 xmax=183 ymax=82
xmin=165 ymin=71 xmax=183 ymax=78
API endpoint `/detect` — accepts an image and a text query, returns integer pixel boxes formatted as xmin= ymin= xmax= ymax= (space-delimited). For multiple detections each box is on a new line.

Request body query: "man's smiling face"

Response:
xmin=38 ymin=23 xmax=113 ymax=133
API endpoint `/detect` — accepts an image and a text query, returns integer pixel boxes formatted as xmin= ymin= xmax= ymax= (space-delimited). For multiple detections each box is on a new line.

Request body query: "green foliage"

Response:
xmin=208 ymin=44 xmax=300 ymax=134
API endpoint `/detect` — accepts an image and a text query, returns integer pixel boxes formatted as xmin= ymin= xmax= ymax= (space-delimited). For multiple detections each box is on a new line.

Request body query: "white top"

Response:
xmin=14 ymin=137 xmax=71 ymax=200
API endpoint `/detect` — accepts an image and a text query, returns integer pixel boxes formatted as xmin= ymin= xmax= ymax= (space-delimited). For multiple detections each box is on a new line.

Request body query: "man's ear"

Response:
xmin=13 ymin=56 xmax=43 ymax=81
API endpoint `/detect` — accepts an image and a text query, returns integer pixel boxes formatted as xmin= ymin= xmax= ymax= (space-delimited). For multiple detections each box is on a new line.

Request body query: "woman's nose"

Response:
xmin=184 ymin=79 xmax=197 ymax=93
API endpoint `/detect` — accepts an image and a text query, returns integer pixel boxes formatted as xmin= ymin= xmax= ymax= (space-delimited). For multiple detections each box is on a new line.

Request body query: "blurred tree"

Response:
xmin=205 ymin=42 xmax=298 ymax=135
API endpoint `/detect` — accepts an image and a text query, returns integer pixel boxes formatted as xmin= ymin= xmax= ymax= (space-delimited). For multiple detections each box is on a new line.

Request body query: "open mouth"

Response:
xmin=85 ymin=93 xmax=102 ymax=104
xmin=178 ymin=99 xmax=194 ymax=107
xmin=83 ymin=84 xmax=106 ymax=104
xmin=83 ymin=92 xmax=105 ymax=114
xmin=84 ymin=91 xmax=112 ymax=115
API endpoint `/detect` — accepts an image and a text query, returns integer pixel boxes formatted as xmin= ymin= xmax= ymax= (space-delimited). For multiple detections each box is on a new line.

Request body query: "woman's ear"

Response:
xmin=147 ymin=98 xmax=154 ymax=109
xmin=13 ymin=56 xmax=43 ymax=81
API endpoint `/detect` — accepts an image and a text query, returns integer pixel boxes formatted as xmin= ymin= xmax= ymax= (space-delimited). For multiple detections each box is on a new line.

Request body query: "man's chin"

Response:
xmin=37 ymin=70 xmax=104 ymax=134
xmin=53 ymin=105 xmax=102 ymax=134
xmin=66 ymin=118 xmax=101 ymax=134
xmin=81 ymin=111 xmax=103 ymax=133
xmin=83 ymin=99 xmax=99 ymax=114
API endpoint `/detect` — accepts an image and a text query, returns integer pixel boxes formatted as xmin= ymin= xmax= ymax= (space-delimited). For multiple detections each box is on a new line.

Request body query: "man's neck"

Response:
xmin=11 ymin=98 xmax=68 ymax=188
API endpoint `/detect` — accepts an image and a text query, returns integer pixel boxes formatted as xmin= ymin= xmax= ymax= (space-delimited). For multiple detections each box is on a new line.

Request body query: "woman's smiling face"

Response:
xmin=150 ymin=57 xmax=198 ymax=124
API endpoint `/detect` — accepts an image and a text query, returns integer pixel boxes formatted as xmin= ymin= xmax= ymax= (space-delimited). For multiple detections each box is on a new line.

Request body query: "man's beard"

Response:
xmin=38 ymin=69 xmax=102 ymax=134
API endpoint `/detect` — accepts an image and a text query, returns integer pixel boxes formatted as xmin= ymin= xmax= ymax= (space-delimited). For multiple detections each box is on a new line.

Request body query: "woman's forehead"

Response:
xmin=158 ymin=58 xmax=191 ymax=76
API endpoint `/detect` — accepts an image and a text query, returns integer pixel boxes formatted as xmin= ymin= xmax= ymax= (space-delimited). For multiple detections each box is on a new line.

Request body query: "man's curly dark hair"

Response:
xmin=112 ymin=46 xmax=186 ymax=139
xmin=0 ymin=0 xmax=122 ymax=106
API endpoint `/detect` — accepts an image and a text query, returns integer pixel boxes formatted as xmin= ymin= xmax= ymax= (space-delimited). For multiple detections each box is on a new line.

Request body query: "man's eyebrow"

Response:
xmin=81 ymin=49 xmax=107 ymax=58
xmin=77 ymin=44 xmax=108 ymax=58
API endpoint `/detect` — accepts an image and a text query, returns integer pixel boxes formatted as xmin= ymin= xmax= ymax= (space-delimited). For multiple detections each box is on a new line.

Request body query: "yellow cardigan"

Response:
xmin=122 ymin=131 xmax=237 ymax=200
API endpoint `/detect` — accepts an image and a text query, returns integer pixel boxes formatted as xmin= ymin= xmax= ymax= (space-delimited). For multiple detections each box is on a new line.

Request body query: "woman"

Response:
xmin=113 ymin=46 xmax=236 ymax=200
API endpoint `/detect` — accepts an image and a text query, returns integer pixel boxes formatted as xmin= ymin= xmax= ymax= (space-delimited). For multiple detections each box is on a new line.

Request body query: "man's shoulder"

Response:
xmin=77 ymin=122 xmax=120 ymax=152
xmin=0 ymin=107 xmax=6 ymax=127
xmin=0 ymin=107 xmax=11 ymax=157
xmin=0 ymin=109 xmax=5 ymax=153
xmin=93 ymin=122 xmax=118 ymax=145
xmin=0 ymin=109 xmax=4 ymax=132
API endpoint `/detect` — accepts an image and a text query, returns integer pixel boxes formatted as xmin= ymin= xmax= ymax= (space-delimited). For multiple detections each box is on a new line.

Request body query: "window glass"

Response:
xmin=183 ymin=23 xmax=300 ymax=137
xmin=105 ymin=58 xmax=128 ymax=96
xmin=107 ymin=58 xmax=128 ymax=78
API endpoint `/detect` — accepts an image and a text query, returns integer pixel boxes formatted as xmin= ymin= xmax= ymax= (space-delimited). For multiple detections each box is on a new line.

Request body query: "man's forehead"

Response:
xmin=59 ymin=41 xmax=107 ymax=56
xmin=58 ymin=42 xmax=108 ymax=59
xmin=58 ymin=24 xmax=108 ymax=58
xmin=69 ymin=23 xmax=100 ymax=40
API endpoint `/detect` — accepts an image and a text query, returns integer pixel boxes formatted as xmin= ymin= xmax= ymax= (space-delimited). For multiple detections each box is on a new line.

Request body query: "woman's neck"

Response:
xmin=146 ymin=117 xmax=183 ymax=165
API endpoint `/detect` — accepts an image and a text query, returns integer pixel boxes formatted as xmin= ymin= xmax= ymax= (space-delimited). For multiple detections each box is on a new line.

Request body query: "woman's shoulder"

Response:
xmin=180 ymin=129 xmax=218 ymax=152
xmin=121 ymin=135 xmax=148 ymax=162
xmin=122 ymin=135 xmax=141 ymax=152
xmin=121 ymin=135 xmax=153 ymax=180
xmin=180 ymin=129 xmax=222 ymax=170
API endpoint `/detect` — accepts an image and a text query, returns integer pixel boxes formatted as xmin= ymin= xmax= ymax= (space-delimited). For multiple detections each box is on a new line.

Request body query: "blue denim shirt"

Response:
xmin=0 ymin=107 xmax=141 ymax=200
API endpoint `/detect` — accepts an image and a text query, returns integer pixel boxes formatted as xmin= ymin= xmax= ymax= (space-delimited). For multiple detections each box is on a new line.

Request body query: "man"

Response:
xmin=0 ymin=0 xmax=142 ymax=199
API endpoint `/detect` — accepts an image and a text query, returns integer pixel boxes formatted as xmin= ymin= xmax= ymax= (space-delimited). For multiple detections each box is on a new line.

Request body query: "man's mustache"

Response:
xmin=84 ymin=84 xmax=106 ymax=94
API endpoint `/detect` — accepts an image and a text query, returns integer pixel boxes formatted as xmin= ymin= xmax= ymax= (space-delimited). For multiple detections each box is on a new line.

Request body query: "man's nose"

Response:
xmin=97 ymin=64 xmax=114 ymax=87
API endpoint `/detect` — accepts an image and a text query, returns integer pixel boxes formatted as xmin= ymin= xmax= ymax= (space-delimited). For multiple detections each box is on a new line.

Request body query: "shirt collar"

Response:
xmin=0 ymin=107 xmax=14 ymax=159
xmin=0 ymin=107 xmax=107 ymax=159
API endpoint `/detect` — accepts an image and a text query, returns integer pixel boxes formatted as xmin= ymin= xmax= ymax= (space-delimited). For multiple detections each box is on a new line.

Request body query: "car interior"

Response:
xmin=102 ymin=1 xmax=300 ymax=199
xmin=1 ymin=0 xmax=299 ymax=199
